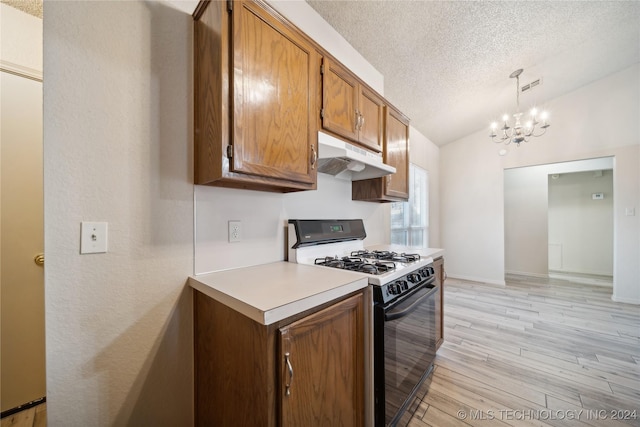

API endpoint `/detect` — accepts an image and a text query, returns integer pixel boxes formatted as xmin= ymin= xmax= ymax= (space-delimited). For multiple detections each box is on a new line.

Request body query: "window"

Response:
xmin=390 ymin=164 xmax=428 ymax=248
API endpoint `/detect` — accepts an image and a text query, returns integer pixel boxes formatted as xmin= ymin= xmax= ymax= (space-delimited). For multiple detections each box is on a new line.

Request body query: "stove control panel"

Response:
xmin=376 ymin=263 xmax=435 ymax=305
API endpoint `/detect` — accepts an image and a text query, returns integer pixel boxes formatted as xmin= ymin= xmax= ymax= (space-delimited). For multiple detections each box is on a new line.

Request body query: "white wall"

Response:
xmin=195 ymin=174 xmax=390 ymax=273
xmin=504 ymin=166 xmax=549 ymax=277
xmin=440 ymin=130 xmax=506 ymax=285
xmin=441 ymin=64 xmax=639 ymax=303
xmin=549 ymin=169 xmax=614 ymax=276
xmin=44 ymin=2 xmax=194 ymax=425
xmin=0 ymin=3 xmax=42 ymax=77
xmin=504 ymin=157 xmax=614 ymax=278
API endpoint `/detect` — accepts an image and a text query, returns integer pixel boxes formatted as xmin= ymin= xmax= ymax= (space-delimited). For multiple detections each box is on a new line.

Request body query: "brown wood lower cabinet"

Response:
xmin=194 ymin=290 xmax=365 ymax=427
xmin=433 ymin=256 xmax=445 ymax=350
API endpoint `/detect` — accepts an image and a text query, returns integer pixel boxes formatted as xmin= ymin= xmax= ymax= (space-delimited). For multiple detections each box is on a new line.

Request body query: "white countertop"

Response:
xmin=189 ymin=261 xmax=368 ymax=325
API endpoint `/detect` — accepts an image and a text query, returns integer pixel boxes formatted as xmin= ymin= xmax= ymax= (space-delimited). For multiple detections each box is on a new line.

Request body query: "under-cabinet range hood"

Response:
xmin=316 ymin=132 xmax=395 ymax=181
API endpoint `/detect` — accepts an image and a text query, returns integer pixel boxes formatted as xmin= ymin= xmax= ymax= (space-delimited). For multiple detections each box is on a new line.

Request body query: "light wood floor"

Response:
xmin=3 ymin=276 xmax=637 ymax=427
xmin=405 ymin=274 xmax=640 ymax=427
xmin=0 ymin=403 xmax=45 ymax=427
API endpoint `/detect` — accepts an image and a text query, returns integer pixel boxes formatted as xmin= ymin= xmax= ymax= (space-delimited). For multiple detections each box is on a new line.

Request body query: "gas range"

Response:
xmin=288 ymin=219 xmax=435 ymax=305
xmin=288 ymin=219 xmax=439 ymax=425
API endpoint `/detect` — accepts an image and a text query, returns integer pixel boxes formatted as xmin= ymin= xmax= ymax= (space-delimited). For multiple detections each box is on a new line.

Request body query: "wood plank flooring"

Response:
xmin=0 ymin=404 xmax=45 ymax=427
xmin=405 ymin=274 xmax=640 ymax=427
xmin=2 ymin=276 xmax=637 ymax=427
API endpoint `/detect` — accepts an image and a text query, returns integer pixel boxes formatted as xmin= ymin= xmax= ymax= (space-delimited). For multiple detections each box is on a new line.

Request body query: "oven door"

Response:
xmin=374 ymin=283 xmax=438 ymax=426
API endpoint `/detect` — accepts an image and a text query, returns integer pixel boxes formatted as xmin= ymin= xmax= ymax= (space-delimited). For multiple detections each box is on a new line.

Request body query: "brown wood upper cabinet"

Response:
xmin=352 ymin=105 xmax=410 ymax=202
xmin=194 ymin=0 xmax=319 ymax=192
xmin=321 ymin=58 xmax=385 ymax=153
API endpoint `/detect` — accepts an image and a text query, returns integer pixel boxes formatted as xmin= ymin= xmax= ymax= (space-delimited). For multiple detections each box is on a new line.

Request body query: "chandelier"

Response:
xmin=490 ymin=68 xmax=550 ymax=147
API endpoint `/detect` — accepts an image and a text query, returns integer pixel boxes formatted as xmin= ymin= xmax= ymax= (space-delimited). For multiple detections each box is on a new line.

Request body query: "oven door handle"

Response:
xmin=384 ymin=286 xmax=437 ymax=322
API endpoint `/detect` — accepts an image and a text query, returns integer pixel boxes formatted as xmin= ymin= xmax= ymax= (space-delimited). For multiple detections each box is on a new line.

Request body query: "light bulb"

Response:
xmin=540 ymin=111 xmax=549 ymax=120
xmin=502 ymin=114 xmax=509 ymax=122
xmin=530 ymin=107 xmax=538 ymax=116
xmin=491 ymin=122 xmax=497 ymax=130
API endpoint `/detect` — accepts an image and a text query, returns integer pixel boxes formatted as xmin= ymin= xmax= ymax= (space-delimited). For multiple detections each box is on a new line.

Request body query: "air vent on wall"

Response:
xmin=521 ymin=78 xmax=542 ymax=93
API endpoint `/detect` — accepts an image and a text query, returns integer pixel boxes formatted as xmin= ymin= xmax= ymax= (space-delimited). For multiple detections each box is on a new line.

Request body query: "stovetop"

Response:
xmin=313 ymin=250 xmax=421 ymax=276
xmin=287 ymin=220 xmax=433 ymax=287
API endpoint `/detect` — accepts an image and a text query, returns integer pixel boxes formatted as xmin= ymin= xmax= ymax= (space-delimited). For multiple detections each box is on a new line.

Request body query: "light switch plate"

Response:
xmin=81 ymin=222 xmax=108 ymax=254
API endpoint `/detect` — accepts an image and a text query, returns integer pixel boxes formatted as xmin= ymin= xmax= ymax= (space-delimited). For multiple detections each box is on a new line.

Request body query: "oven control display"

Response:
xmin=329 ymin=225 xmax=343 ymax=233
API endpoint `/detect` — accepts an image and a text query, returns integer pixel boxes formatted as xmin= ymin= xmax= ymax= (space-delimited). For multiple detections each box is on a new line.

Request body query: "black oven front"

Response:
xmin=373 ymin=271 xmax=438 ymax=426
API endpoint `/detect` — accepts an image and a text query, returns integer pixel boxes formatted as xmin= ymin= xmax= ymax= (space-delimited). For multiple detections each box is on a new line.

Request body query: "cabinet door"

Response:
xmin=322 ymin=58 xmax=359 ymax=142
xmin=384 ymin=106 xmax=410 ymax=200
xmin=358 ymin=86 xmax=384 ymax=152
xmin=279 ymin=293 xmax=364 ymax=427
xmin=232 ymin=0 xmax=317 ymax=185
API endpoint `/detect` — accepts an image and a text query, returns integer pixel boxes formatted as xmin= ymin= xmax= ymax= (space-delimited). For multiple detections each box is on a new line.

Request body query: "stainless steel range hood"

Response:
xmin=316 ymin=132 xmax=395 ymax=181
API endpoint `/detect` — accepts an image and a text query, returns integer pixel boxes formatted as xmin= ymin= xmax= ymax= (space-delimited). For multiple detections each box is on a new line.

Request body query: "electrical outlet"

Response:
xmin=228 ymin=220 xmax=241 ymax=243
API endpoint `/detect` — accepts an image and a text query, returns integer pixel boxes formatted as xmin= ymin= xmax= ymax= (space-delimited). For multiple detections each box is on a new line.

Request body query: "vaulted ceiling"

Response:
xmin=306 ymin=1 xmax=640 ymax=146
xmin=1 ymin=0 xmax=42 ymax=18
xmin=8 ymin=0 xmax=638 ymax=147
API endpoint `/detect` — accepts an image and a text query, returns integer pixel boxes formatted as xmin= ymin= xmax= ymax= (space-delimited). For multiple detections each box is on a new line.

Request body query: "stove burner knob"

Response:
xmin=398 ymin=280 xmax=408 ymax=291
xmin=388 ymin=283 xmax=401 ymax=295
xmin=407 ymin=273 xmax=420 ymax=283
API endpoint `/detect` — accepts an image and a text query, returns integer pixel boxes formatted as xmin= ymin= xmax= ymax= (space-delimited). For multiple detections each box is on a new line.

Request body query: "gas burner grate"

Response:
xmin=314 ymin=255 xmax=396 ymax=275
xmin=350 ymin=250 xmax=420 ymax=263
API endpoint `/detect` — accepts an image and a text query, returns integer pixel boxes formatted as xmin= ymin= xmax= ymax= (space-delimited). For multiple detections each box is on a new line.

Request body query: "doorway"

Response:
xmin=0 ymin=2 xmax=46 ymax=416
xmin=548 ymin=169 xmax=614 ymax=285
xmin=504 ymin=157 xmax=614 ymax=287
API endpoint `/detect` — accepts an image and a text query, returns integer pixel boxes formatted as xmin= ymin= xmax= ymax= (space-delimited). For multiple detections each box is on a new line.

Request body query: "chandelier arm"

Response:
xmin=491 ymin=134 xmax=509 ymax=144
xmin=529 ymin=126 xmax=549 ymax=138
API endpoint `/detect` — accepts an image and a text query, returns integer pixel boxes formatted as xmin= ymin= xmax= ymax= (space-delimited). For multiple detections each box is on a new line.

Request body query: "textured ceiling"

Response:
xmin=2 ymin=0 xmax=42 ymax=18
xmin=306 ymin=0 xmax=640 ymax=146
xmin=7 ymin=0 xmax=637 ymax=146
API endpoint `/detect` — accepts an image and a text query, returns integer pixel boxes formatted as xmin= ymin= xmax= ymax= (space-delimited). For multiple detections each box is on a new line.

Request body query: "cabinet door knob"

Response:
xmin=310 ymin=144 xmax=317 ymax=170
xmin=284 ymin=352 xmax=294 ymax=396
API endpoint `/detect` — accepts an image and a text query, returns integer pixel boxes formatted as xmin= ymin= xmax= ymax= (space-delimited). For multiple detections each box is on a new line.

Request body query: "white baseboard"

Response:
xmin=549 ymin=268 xmax=613 ymax=277
xmin=611 ymin=294 xmax=640 ymax=305
xmin=505 ymin=270 xmax=549 ymax=279
xmin=548 ymin=271 xmax=613 ymax=287
xmin=446 ymin=274 xmax=505 ymax=287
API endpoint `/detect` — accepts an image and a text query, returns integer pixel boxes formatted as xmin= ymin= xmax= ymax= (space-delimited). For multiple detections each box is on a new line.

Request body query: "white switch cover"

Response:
xmin=81 ymin=222 xmax=108 ymax=254
xmin=625 ymin=207 xmax=636 ymax=216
